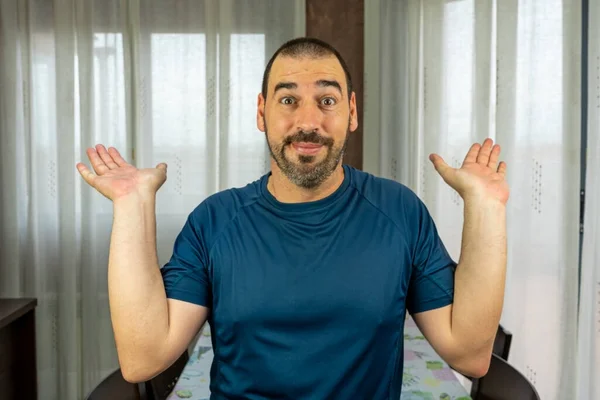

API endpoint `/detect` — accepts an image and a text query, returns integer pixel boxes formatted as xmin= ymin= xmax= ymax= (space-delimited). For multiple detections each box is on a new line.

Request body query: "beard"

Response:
xmin=264 ymin=120 xmax=350 ymax=190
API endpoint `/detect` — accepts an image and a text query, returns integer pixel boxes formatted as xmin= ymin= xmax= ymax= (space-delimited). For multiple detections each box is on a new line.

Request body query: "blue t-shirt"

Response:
xmin=161 ymin=165 xmax=456 ymax=399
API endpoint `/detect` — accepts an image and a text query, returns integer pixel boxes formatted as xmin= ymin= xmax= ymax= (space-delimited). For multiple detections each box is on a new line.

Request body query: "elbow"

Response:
xmin=120 ymin=365 xmax=155 ymax=383
xmin=449 ymin=353 xmax=492 ymax=379
xmin=463 ymin=360 xmax=490 ymax=379
xmin=119 ymin=358 xmax=164 ymax=383
xmin=115 ymin=342 xmax=169 ymax=383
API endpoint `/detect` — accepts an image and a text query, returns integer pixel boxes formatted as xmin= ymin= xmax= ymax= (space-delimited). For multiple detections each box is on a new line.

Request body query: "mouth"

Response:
xmin=291 ymin=142 xmax=324 ymax=156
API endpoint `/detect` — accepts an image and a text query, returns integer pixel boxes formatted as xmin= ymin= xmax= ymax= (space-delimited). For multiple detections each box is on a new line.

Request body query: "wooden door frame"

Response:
xmin=306 ymin=0 xmax=364 ymax=170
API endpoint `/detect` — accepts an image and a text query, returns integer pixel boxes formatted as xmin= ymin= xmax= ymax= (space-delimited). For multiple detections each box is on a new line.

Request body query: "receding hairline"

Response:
xmin=276 ymin=52 xmax=338 ymax=61
xmin=261 ymin=37 xmax=353 ymax=100
xmin=267 ymin=55 xmax=346 ymax=96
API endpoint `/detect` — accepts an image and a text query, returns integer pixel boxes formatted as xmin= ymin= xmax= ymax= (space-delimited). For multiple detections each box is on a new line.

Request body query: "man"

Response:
xmin=76 ymin=37 xmax=508 ymax=399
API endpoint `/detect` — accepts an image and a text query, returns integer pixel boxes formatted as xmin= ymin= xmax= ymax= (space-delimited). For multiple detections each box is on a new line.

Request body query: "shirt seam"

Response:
xmin=407 ymin=265 xmax=455 ymax=314
xmin=168 ymin=271 xmax=196 ymax=289
xmin=349 ymin=179 xmax=454 ymax=313
xmin=165 ymin=284 xmax=210 ymax=307
xmin=387 ymin=326 xmax=404 ymax=399
xmin=165 ymin=284 xmax=206 ymax=296
xmin=423 ymin=269 xmax=455 ymax=298
xmin=348 ymin=181 xmax=408 ymax=244
xmin=410 ymin=296 xmax=454 ymax=314
xmin=204 ymin=197 xmax=262 ymax=259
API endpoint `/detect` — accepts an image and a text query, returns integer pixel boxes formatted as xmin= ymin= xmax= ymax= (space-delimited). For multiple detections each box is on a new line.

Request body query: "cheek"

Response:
xmin=322 ymin=113 xmax=349 ymax=136
xmin=266 ymin=109 xmax=294 ymax=133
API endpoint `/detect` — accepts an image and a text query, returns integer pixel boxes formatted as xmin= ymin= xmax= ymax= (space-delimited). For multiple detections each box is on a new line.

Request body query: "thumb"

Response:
xmin=429 ymin=154 xmax=453 ymax=180
xmin=156 ymin=163 xmax=167 ymax=172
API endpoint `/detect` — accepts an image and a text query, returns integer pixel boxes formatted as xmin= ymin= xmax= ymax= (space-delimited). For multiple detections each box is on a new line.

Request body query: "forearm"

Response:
xmin=452 ymin=197 xmax=507 ymax=353
xmin=108 ymin=193 xmax=170 ymax=375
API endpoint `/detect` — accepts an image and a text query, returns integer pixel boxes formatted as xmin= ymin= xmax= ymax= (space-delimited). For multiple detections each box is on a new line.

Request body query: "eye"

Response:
xmin=280 ymin=97 xmax=296 ymax=105
xmin=321 ymin=97 xmax=336 ymax=107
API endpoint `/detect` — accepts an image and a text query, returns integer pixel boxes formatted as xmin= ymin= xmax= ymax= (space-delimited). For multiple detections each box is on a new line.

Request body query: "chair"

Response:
xmin=492 ymin=324 xmax=512 ymax=361
xmin=85 ymin=369 xmax=140 ymax=400
xmin=467 ymin=324 xmax=513 ymax=396
xmin=85 ymin=350 xmax=189 ymax=400
xmin=472 ymin=353 xmax=540 ymax=400
xmin=139 ymin=351 xmax=190 ymax=400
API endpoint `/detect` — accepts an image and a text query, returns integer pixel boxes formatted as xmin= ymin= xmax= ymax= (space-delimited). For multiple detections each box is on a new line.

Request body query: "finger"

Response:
xmin=487 ymin=144 xmax=501 ymax=170
xmin=429 ymin=153 xmax=453 ymax=180
xmin=96 ymin=144 xmax=119 ymax=170
xmin=463 ymin=143 xmax=481 ymax=164
xmin=76 ymin=162 xmax=97 ymax=186
xmin=476 ymin=138 xmax=494 ymax=165
xmin=108 ymin=147 xmax=129 ymax=167
xmin=87 ymin=147 xmax=110 ymax=175
xmin=497 ymin=161 xmax=507 ymax=176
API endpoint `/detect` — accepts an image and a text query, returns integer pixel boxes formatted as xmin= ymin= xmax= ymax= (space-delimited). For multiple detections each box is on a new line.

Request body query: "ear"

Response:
xmin=257 ymin=93 xmax=266 ymax=132
xmin=349 ymin=91 xmax=358 ymax=132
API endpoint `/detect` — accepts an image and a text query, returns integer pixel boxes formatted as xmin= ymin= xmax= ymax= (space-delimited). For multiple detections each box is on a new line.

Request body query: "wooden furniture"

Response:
xmin=473 ymin=353 xmax=541 ymax=400
xmin=85 ymin=351 xmax=189 ymax=400
xmin=306 ymin=0 xmax=364 ymax=170
xmin=0 ymin=298 xmax=38 ymax=400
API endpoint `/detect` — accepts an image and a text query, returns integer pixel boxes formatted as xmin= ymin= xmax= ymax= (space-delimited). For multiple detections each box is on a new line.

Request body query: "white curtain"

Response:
xmin=0 ymin=0 xmax=305 ymax=399
xmin=576 ymin=0 xmax=600 ymax=398
xmin=365 ymin=1 xmax=581 ymax=399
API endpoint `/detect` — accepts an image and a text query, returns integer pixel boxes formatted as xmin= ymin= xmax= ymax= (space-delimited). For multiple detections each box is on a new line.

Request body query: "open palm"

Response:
xmin=429 ymin=138 xmax=509 ymax=205
xmin=76 ymin=145 xmax=167 ymax=201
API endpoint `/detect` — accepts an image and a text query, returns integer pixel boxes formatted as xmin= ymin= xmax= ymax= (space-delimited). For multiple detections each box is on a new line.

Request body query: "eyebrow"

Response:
xmin=273 ymin=79 xmax=343 ymax=96
xmin=316 ymin=79 xmax=343 ymax=95
xmin=274 ymin=82 xmax=297 ymax=93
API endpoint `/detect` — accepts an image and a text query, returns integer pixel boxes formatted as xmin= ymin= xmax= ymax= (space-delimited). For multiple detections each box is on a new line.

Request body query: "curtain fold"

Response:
xmin=365 ymin=1 xmax=581 ymax=398
xmin=576 ymin=1 xmax=600 ymax=398
xmin=0 ymin=1 xmax=305 ymax=399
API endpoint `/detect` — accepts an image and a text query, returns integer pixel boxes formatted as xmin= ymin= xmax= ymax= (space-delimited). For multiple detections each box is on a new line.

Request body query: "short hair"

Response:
xmin=261 ymin=37 xmax=353 ymax=101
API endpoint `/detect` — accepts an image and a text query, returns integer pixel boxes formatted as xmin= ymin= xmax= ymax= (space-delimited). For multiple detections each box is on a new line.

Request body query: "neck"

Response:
xmin=267 ymin=162 xmax=345 ymax=204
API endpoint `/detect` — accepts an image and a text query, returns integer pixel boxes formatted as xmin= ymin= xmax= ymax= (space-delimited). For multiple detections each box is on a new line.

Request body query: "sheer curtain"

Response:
xmin=365 ymin=1 xmax=581 ymax=399
xmin=576 ymin=0 xmax=600 ymax=398
xmin=0 ymin=0 xmax=304 ymax=399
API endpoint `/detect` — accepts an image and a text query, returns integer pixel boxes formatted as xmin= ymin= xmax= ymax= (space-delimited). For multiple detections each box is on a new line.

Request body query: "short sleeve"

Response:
xmin=406 ymin=200 xmax=457 ymax=315
xmin=161 ymin=207 xmax=212 ymax=308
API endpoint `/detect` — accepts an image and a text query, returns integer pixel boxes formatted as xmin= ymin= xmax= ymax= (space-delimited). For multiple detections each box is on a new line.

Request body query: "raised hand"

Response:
xmin=76 ymin=144 xmax=167 ymax=201
xmin=429 ymin=138 xmax=509 ymax=205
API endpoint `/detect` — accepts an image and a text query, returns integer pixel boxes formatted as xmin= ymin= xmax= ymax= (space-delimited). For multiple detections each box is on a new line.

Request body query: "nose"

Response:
xmin=295 ymin=102 xmax=323 ymax=133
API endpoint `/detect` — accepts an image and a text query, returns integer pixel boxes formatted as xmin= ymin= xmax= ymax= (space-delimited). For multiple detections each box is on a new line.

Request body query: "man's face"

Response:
xmin=257 ymin=55 xmax=358 ymax=189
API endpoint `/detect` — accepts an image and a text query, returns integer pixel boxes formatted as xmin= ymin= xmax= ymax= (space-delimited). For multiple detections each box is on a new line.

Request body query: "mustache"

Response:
xmin=283 ymin=131 xmax=334 ymax=147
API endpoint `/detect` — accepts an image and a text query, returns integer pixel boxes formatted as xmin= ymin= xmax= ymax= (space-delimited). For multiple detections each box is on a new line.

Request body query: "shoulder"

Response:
xmin=198 ymin=178 xmax=262 ymax=214
xmin=346 ymin=165 xmax=427 ymax=221
xmin=186 ymin=176 xmax=263 ymax=242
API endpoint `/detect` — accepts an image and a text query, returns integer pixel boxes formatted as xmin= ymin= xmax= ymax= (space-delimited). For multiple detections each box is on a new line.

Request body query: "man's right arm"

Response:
xmin=109 ymin=193 xmax=208 ymax=383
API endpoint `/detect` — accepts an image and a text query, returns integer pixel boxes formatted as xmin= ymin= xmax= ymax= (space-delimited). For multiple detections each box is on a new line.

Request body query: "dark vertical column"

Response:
xmin=306 ymin=0 xmax=364 ymax=170
xmin=15 ymin=310 xmax=37 ymax=400
xmin=578 ymin=0 xmax=589 ymax=307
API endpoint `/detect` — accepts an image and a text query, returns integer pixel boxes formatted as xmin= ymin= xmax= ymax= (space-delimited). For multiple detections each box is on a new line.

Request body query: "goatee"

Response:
xmin=265 ymin=126 xmax=349 ymax=189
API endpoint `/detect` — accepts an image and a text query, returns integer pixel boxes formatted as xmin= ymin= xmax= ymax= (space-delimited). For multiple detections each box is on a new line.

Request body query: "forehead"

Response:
xmin=268 ymin=55 xmax=347 ymax=94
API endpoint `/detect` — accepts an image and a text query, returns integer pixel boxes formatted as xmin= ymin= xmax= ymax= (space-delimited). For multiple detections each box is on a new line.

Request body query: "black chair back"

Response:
xmin=141 ymin=351 xmax=190 ymax=400
xmin=469 ymin=324 xmax=513 ymax=395
xmin=85 ymin=369 xmax=140 ymax=400
xmin=473 ymin=354 xmax=540 ymax=400
xmin=492 ymin=325 xmax=512 ymax=361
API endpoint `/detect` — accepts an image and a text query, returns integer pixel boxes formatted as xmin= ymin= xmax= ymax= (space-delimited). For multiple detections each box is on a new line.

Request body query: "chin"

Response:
xmin=297 ymin=155 xmax=319 ymax=163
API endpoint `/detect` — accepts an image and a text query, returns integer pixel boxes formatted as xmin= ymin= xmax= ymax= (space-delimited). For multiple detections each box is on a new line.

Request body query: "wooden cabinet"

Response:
xmin=0 ymin=298 xmax=37 ymax=400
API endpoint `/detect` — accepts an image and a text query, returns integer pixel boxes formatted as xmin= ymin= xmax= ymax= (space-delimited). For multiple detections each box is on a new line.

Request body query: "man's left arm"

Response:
xmin=413 ymin=138 xmax=509 ymax=378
